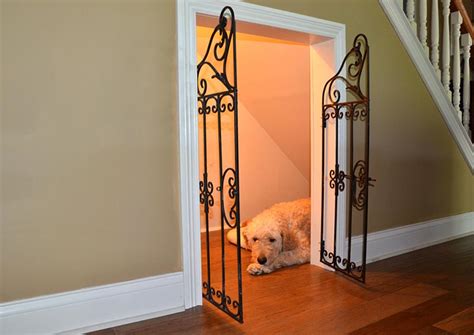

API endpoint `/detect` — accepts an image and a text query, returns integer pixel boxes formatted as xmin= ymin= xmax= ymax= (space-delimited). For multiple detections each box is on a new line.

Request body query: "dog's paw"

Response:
xmin=247 ymin=263 xmax=264 ymax=275
xmin=247 ymin=263 xmax=271 ymax=275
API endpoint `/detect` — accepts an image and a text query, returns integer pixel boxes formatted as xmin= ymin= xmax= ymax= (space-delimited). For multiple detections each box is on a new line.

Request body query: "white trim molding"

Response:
xmin=379 ymin=0 xmax=474 ymax=172
xmin=0 ymin=272 xmax=185 ymax=335
xmin=349 ymin=212 xmax=474 ymax=264
xmin=177 ymin=0 xmax=347 ymax=310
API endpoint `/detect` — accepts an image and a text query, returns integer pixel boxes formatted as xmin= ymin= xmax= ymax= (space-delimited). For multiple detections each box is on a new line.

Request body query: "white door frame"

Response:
xmin=177 ymin=0 xmax=347 ymax=309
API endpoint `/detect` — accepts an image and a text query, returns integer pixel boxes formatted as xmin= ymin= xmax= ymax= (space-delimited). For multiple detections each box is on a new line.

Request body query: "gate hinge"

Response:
xmin=368 ymin=177 xmax=376 ymax=187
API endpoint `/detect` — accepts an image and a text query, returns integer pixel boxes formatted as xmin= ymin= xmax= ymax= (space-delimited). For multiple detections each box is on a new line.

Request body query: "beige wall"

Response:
xmin=1 ymin=0 xmax=180 ymax=302
xmin=1 ymin=0 xmax=473 ymax=303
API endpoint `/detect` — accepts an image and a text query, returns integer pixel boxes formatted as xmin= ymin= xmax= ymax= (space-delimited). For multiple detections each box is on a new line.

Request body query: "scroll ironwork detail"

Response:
xmin=329 ymin=164 xmax=346 ymax=195
xmin=197 ymin=9 xmax=236 ymax=98
xmin=321 ymin=243 xmax=364 ymax=280
xmin=320 ymin=34 xmax=374 ymax=284
xmin=202 ymin=282 xmax=241 ymax=319
xmin=220 ymin=167 xmax=239 ymax=229
xmin=322 ymin=34 xmax=369 ymax=106
xmin=197 ymin=6 xmax=243 ymax=323
xmin=199 ymin=177 xmax=215 ymax=213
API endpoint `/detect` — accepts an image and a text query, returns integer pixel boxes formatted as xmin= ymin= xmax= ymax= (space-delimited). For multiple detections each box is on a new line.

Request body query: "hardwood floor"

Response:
xmin=90 ymin=234 xmax=474 ymax=334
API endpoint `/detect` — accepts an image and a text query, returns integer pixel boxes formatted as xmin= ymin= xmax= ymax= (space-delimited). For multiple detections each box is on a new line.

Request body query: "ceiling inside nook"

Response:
xmin=196 ymin=14 xmax=330 ymax=45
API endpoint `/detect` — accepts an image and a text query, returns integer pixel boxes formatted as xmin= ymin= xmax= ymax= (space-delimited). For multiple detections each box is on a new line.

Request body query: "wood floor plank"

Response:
xmin=434 ymin=306 xmax=474 ymax=335
xmin=414 ymin=326 xmax=454 ymax=335
xmin=89 ymin=235 xmax=474 ymax=335
xmin=349 ymin=293 xmax=466 ymax=334
xmin=278 ymin=283 xmax=449 ymax=334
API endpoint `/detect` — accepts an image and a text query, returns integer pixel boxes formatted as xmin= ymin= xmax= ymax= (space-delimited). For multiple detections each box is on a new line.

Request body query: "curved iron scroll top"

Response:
xmin=197 ymin=6 xmax=236 ymax=98
xmin=322 ymin=34 xmax=369 ymax=105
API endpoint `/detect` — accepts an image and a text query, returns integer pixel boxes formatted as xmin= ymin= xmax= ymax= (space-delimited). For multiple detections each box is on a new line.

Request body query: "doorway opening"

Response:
xmin=194 ymin=11 xmax=346 ymax=322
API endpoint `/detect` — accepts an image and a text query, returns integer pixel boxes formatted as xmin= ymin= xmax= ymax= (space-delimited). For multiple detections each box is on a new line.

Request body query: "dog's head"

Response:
xmin=244 ymin=219 xmax=298 ymax=267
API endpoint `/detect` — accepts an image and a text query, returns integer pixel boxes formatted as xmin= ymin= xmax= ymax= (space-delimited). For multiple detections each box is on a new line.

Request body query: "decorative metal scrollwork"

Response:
xmin=202 ymin=282 xmax=241 ymax=319
xmin=321 ymin=245 xmax=364 ymax=279
xmin=221 ymin=167 xmax=238 ymax=229
xmin=320 ymin=34 xmax=373 ymax=284
xmin=352 ymin=160 xmax=368 ymax=211
xmin=347 ymin=160 xmax=376 ymax=211
xmin=197 ymin=8 xmax=236 ymax=98
xmin=344 ymin=102 xmax=368 ymax=121
xmin=322 ymin=34 xmax=369 ymax=106
xmin=324 ymin=103 xmax=368 ymax=122
xmin=198 ymin=6 xmax=243 ymax=323
xmin=199 ymin=178 xmax=214 ymax=213
xmin=329 ymin=164 xmax=346 ymax=195
xmin=323 ymin=105 xmax=344 ymax=121
xmin=198 ymin=92 xmax=235 ymax=115
xmin=217 ymin=92 xmax=236 ymax=113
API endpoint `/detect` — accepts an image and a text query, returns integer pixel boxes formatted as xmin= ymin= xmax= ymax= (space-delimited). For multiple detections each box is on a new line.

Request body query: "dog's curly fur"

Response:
xmin=227 ymin=198 xmax=311 ymax=275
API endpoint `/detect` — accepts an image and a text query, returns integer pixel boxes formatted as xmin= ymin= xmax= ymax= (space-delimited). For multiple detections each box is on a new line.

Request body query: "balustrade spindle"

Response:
xmin=431 ymin=0 xmax=441 ymax=78
xmin=419 ymin=0 xmax=429 ymax=55
xmin=399 ymin=0 xmax=472 ymax=140
xmin=451 ymin=11 xmax=462 ymax=118
xmin=461 ymin=33 xmax=472 ymax=134
xmin=407 ymin=0 xmax=417 ymax=32
xmin=442 ymin=0 xmax=452 ymax=100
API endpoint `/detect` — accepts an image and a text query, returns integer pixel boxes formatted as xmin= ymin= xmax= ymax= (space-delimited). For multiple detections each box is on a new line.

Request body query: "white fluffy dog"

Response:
xmin=227 ymin=198 xmax=311 ymax=275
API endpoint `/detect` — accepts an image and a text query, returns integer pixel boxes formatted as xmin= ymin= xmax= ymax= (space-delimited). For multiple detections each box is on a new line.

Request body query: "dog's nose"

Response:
xmin=257 ymin=257 xmax=267 ymax=265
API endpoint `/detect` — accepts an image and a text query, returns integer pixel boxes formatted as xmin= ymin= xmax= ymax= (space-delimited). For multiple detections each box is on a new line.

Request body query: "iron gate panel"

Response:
xmin=197 ymin=7 xmax=243 ymax=323
xmin=320 ymin=34 xmax=375 ymax=283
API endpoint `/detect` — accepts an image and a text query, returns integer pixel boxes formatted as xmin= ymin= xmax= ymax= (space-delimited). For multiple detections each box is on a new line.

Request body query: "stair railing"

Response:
xmin=400 ymin=0 xmax=473 ymax=139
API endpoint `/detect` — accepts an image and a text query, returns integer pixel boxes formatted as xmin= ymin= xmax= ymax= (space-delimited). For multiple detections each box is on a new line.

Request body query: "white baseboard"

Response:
xmin=0 ymin=272 xmax=185 ymax=335
xmin=348 ymin=212 xmax=474 ymax=265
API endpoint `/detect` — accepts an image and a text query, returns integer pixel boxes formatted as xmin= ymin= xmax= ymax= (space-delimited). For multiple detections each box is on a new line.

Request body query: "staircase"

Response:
xmin=380 ymin=0 xmax=474 ymax=172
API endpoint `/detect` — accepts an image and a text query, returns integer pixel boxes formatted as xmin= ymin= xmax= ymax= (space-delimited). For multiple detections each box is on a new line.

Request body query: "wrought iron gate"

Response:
xmin=320 ymin=34 xmax=375 ymax=283
xmin=197 ymin=7 xmax=243 ymax=322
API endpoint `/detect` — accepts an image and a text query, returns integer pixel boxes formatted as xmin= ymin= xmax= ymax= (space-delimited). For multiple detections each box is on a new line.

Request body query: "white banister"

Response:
xmin=398 ymin=0 xmax=471 ymax=138
xmin=419 ymin=0 xmax=429 ymax=55
xmin=431 ymin=0 xmax=441 ymax=78
xmin=461 ymin=33 xmax=472 ymax=135
xmin=442 ymin=0 xmax=452 ymax=100
xmin=380 ymin=0 xmax=474 ymax=171
xmin=407 ymin=0 xmax=417 ymax=32
xmin=451 ymin=11 xmax=462 ymax=118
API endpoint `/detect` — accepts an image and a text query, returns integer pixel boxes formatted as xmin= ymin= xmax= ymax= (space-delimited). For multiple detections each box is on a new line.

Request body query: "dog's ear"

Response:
xmin=281 ymin=227 xmax=298 ymax=252
xmin=241 ymin=221 xmax=251 ymax=250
